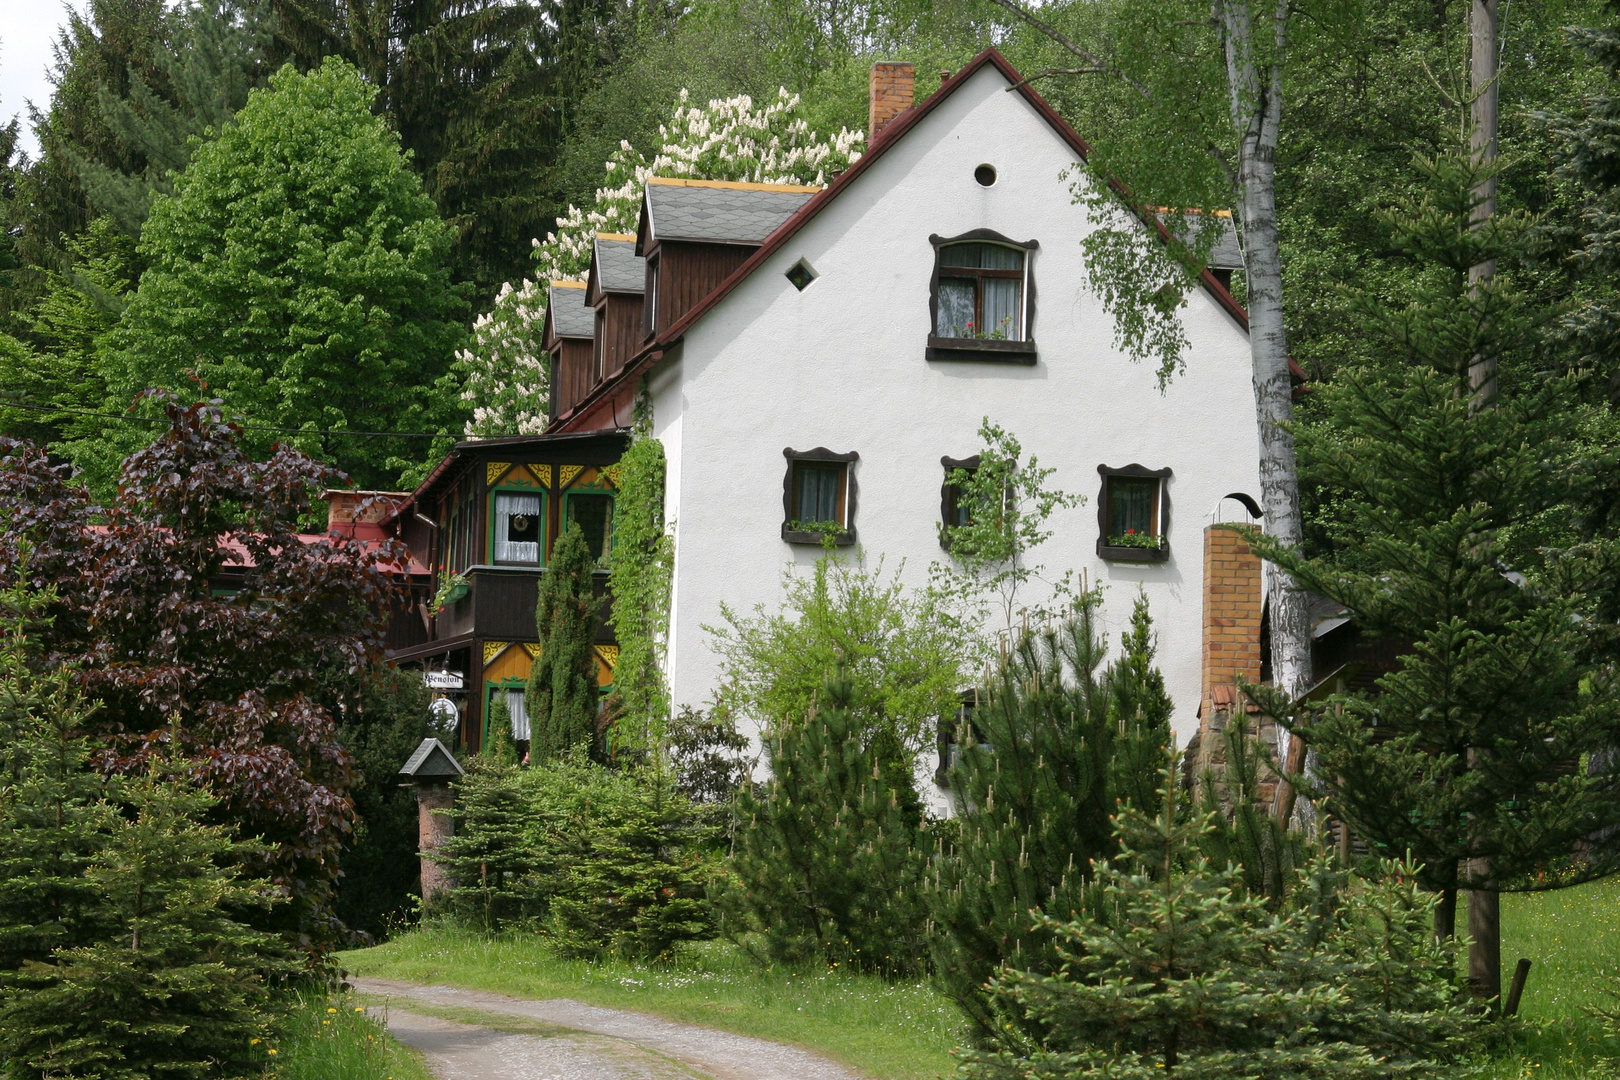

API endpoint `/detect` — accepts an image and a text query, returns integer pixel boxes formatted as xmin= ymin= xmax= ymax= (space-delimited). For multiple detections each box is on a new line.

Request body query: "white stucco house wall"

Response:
xmin=550 ymin=49 xmax=1267 ymax=775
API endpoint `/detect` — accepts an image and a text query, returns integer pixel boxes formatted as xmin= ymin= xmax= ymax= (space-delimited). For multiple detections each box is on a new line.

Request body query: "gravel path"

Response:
xmin=354 ymin=977 xmax=869 ymax=1080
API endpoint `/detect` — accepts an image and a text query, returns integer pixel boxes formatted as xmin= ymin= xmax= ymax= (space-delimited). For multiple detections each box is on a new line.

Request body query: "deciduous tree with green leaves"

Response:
xmin=709 ymin=546 xmax=970 ymax=778
xmin=101 ymin=57 xmax=467 ymax=491
xmin=932 ymin=417 xmax=1083 ymax=640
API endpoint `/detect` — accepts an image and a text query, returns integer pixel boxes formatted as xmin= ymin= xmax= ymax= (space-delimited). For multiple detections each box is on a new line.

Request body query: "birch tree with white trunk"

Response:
xmin=989 ymin=0 xmax=1316 ymax=717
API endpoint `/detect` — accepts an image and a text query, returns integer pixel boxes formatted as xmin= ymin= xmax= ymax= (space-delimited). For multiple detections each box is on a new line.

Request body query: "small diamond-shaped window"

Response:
xmin=786 ymin=258 xmax=818 ymax=291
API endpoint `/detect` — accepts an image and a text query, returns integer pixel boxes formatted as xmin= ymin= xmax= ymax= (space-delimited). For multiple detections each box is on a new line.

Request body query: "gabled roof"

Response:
xmin=589 ymin=235 xmax=645 ymax=298
xmin=554 ymin=47 xmax=1292 ymax=435
xmin=399 ymin=737 xmax=464 ymax=780
xmin=636 ymin=178 xmax=817 ymax=254
xmin=1153 ymin=210 xmax=1243 ymax=270
xmin=546 ymin=281 xmax=594 ymax=341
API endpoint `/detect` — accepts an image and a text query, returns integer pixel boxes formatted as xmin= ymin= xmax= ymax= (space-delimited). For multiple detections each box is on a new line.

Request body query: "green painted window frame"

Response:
xmin=562 ymin=489 xmax=616 ymax=563
xmin=487 ymin=486 xmax=548 ymax=566
xmin=483 ymin=677 xmax=529 ymax=749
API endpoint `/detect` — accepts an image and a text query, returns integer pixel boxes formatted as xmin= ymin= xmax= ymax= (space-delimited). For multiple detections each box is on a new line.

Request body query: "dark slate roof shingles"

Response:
xmin=646 ymin=183 xmax=815 ymax=244
xmin=548 ymin=285 xmax=595 ymax=339
xmin=594 ymin=238 xmax=645 ymax=293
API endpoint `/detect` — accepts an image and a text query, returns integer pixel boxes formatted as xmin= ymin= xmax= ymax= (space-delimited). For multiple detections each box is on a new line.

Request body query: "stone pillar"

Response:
xmin=416 ymin=783 xmax=455 ymax=904
xmin=868 ymin=62 xmax=915 ymax=141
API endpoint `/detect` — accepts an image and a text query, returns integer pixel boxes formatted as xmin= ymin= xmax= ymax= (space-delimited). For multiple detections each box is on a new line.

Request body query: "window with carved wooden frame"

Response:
xmin=938 ymin=454 xmax=980 ymax=549
xmin=1097 ymin=464 xmax=1171 ymax=562
xmin=782 ymin=447 xmax=858 ymax=545
xmin=927 ymin=229 xmax=1038 ymax=363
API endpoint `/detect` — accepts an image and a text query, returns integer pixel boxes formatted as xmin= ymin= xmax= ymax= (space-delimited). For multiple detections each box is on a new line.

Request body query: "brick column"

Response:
xmin=1196 ymin=524 xmax=1264 ymax=781
xmin=868 ymin=62 xmax=915 ymax=141
xmin=416 ymin=784 xmax=455 ymax=904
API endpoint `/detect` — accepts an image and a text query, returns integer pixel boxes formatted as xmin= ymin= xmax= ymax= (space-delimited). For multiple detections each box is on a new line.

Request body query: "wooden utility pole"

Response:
xmin=1466 ymin=0 xmax=1502 ymax=1005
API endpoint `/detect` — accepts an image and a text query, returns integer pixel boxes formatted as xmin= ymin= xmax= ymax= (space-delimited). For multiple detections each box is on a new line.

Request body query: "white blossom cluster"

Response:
xmin=459 ymin=89 xmax=864 ymax=436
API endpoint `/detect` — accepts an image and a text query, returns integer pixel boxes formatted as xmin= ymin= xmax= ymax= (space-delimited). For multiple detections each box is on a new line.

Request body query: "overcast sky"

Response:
xmin=2 ymin=1 xmax=91 ymax=160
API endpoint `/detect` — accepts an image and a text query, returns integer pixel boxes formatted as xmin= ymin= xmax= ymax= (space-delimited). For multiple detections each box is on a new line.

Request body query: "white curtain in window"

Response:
xmin=982 ymin=278 xmax=1021 ymax=340
xmin=937 ymin=278 xmax=975 ymax=337
xmin=494 ymin=492 xmax=542 ymax=563
xmin=506 ymin=688 xmax=530 ymax=742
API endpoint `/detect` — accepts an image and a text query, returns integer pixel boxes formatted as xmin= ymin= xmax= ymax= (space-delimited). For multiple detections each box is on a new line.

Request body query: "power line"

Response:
xmin=0 ymin=397 xmax=480 ymax=441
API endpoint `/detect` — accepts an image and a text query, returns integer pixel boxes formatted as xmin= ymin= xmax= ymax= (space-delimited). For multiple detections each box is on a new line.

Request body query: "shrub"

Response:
xmin=708 ymin=547 xmax=970 ymax=780
xmin=928 ymin=592 xmax=1171 ymax=1041
xmin=723 ymin=671 xmax=930 ymax=977
xmin=960 ymin=762 xmax=1474 ymax=1080
xmin=431 ymin=753 xmax=718 ymax=959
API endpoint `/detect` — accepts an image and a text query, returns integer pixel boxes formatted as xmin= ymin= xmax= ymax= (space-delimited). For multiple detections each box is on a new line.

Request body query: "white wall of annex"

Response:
xmin=656 ymin=62 xmax=1262 ymax=752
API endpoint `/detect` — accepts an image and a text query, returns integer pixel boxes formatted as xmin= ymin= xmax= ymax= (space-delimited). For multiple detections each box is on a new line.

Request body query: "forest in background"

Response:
xmin=3 ymin=0 xmax=1618 ymax=490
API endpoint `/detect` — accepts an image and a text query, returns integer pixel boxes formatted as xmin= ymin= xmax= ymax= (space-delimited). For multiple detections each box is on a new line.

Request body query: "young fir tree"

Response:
xmin=428 ymin=747 xmax=541 ymax=930
xmin=543 ymin=763 xmax=715 ymax=962
xmin=1250 ymin=154 xmax=1620 ymax=969
xmin=726 ymin=671 xmax=929 ymax=976
xmin=0 ymin=575 xmax=112 ymax=971
xmin=963 ymin=761 xmax=1473 ymax=1080
xmin=0 ymin=763 xmax=291 ymax=1080
xmin=928 ymin=592 xmax=1170 ymax=1041
xmin=1198 ymin=712 xmax=1308 ymax=911
xmin=528 ymin=522 xmax=602 ymax=763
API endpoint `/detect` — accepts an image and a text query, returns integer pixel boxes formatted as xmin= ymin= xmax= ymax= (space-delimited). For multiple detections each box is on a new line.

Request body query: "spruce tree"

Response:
xmin=0 ymin=576 xmax=111 ymax=969
xmin=0 ymin=764 xmax=291 ymax=1080
xmin=1250 ymin=154 xmax=1620 ymax=969
xmin=528 ymin=522 xmax=601 ymax=764
xmin=72 ymin=0 xmax=269 ymax=239
xmin=726 ymin=671 xmax=928 ymax=977
xmin=544 ymin=765 xmax=715 ymax=962
xmin=429 ymin=753 xmax=541 ymax=930
xmin=928 ymin=593 xmax=1169 ymax=1041
xmin=963 ymin=762 xmax=1473 ymax=1080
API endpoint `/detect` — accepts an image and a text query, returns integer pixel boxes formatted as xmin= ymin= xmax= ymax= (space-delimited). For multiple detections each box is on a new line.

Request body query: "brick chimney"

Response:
xmin=869 ymin=62 xmax=915 ymax=141
xmin=1199 ymin=523 xmax=1263 ymax=720
xmin=323 ymin=489 xmax=408 ymax=537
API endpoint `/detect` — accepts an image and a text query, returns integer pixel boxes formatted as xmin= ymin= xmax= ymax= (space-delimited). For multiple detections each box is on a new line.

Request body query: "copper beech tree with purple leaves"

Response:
xmin=0 ymin=394 xmax=409 ymax=947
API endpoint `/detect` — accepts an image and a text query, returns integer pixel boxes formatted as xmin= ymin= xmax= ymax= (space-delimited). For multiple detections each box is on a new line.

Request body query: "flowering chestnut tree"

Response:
xmin=460 ymin=89 xmax=864 ymax=436
xmin=0 ymin=395 xmax=408 ymax=945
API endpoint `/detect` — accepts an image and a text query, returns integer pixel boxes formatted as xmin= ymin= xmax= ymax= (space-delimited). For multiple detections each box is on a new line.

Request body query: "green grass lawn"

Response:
xmin=342 ymin=879 xmax=1620 ymax=1080
xmin=342 ymin=932 xmax=964 ymax=1080
xmin=266 ymin=991 xmax=437 ymax=1080
xmin=1463 ymin=877 xmax=1620 ymax=1080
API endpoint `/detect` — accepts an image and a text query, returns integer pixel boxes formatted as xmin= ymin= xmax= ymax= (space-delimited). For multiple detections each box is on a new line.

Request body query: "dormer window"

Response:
xmin=928 ymin=230 xmax=1038 ymax=363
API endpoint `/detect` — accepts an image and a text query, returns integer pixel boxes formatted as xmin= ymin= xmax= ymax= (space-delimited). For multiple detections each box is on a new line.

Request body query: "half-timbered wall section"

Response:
xmin=381 ymin=432 xmax=627 ymax=754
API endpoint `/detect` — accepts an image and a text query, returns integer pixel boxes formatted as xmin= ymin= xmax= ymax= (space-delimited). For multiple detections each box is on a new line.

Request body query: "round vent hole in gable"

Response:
xmin=974 ymin=163 xmax=997 ymax=187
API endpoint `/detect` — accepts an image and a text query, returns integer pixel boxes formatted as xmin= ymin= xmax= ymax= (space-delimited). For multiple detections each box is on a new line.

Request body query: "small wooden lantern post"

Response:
xmin=398 ymin=737 xmax=465 ymax=905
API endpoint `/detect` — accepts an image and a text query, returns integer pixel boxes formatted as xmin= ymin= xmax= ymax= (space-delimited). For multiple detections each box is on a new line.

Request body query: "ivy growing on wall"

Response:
xmin=607 ymin=423 xmax=675 ymax=753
